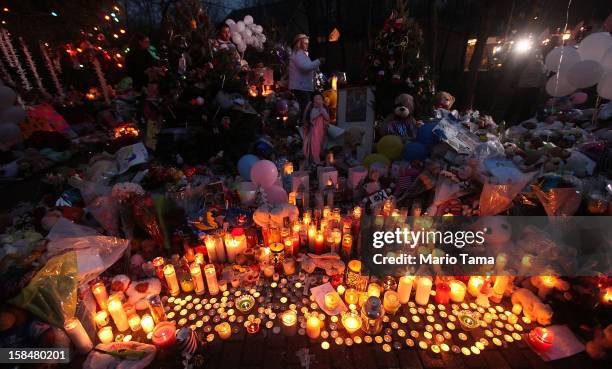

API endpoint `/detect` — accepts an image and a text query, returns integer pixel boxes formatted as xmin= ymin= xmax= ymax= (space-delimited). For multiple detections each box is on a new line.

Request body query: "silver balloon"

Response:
xmin=0 ymin=106 xmax=27 ymax=124
xmin=0 ymin=86 xmax=16 ymax=110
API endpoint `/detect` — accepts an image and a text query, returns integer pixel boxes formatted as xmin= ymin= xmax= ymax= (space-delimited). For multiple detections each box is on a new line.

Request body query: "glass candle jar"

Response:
xmin=361 ymin=296 xmax=385 ymax=334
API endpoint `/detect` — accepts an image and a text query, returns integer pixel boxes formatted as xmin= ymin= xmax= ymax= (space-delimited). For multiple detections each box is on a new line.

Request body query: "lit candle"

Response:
xmin=284 ymin=238 xmax=294 ymax=256
xmin=341 ymin=234 xmax=352 ymax=259
xmin=282 ymin=257 xmax=296 ymax=275
xmin=64 ymin=318 xmax=93 ymax=354
xmin=512 ymin=304 xmax=523 ymax=315
xmin=263 ymin=263 xmax=275 ymax=278
xmin=528 ymin=327 xmax=554 ymax=351
xmin=281 ymin=310 xmax=297 ymax=336
xmin=190 ymin=263 xmax=206 ymax=295
xmin=434 ymin=281 xmax=451 ymax=305
xmin=344 ymin=288 xmax=359 ymax=305
xmin=288 ymin=191 xmax=297 ymax=206
xmin=225 ymin=234 xmax=240 ymax=263
xmin=152 ymin=321 xmax=177 ymax=348
xmin=353 ymin=206 xmax=362 ymax=220
xmin=91 ymin=281 xmax=109 ymax=310
xmin=258 ymin=247 xmax=271 ymax=263
xmin=491 ymin=276 xmax=509 ymax=303
xmin=397 ymin=276 xmax=414 ymax=304
xmin=270 ymin=242 xmax=285 ymax=266
xmin=415 ymin=277 xmax=432 ymax=306
xmin=98 ymin=326 xmax=113 ymax=344
xmin=128 ymin=314 xmax=141 ymax=331
xmin=367 ymin=283 xmax=382 ymax=298
xmin=315 ymin=231 xmax=325 ymax=254
xmin=107 ymin=295 xmax=129 ymax=332
xmin=383 ymin=291 xmax=401 ymax=314
xmin=215 ymin=322 xmax=232 ymax=340
xmin=283 ymin=161 xmax=294 ymax=176
xmin=204 ymin=235 xmax=219 ymax=263
xmin=147 ymin=295 xmax=166 ymax=323
xmin=449 ymin=280 xmax=467 ymax=303
xmin=163 ymin=264 xmax=180 ymax=297
xmin=152 ymin=257 xmax=165 ymax=280
xmin=325 ymin=292 xmax=340 ymax=310
xmin=204 ymin=264 xmax=219 ymax=295
xmin=306 ymin=315 xmax=321 ymax=339
xmin=467 ymin=276 xmax=485 ymax=297
xmin=341 ymin=310 xmax=362 ymax=334
xmin=345 ymin=260 xmax=362 ymax=289
xmin=95 ymin=310 xmax=109 ymax=328
xmin=601 ymin=287 xmax=612 ymax=305
xmin=307 ymin=225 xmax=316 ymax=251
xmin=141 ymin=314 xmax=155 ymax=333
xmin=337 ymin=285 xmax=346 ymax=295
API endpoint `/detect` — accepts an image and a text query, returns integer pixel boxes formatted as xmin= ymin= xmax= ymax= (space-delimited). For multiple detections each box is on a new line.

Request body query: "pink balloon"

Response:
xmin=265 ymin=185 xmax=288 ymax=205
xmin=570 ymin=92 xmax=588 ymax=105
xmin=250 ymin=160 xmax=278 ymax=188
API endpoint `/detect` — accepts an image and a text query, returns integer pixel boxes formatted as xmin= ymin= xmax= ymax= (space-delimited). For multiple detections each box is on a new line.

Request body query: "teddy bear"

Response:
xmin=529 ymin=275 xmax=570 ymax=299
xmin=511 ymin=288 xmax=553 ymax=325
xmin=379 ymin=93 xmax=418 ymax=141
xmin=586 ymin=324 xmax=612 ymax=360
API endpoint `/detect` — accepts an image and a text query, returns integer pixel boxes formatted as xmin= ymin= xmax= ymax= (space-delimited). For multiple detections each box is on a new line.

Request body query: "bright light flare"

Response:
xmin=514 ymin=38 xmax=532 ymax=53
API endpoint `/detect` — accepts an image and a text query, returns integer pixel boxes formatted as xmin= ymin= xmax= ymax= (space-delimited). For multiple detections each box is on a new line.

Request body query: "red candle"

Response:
xmin=315 ymin=231 xmax=325 ymax=255
xmin=151 ymin=321 xmax=177 ymax=349
xmin=528 ymin=327 xmax=554 ymax=351
xmin=435 ymin=281 xmax=451 ymax=305
xmin=152 ymin=257 xmax=165 ymax=280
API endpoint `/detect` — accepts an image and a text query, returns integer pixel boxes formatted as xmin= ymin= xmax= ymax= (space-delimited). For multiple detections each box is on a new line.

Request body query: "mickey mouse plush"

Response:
xmin=379 ymin=93 xmax=418 ymax=141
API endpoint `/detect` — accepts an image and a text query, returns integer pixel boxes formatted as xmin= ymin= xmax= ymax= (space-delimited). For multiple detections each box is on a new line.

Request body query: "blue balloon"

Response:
xmin=402 ymin=142 xmax=427 ymax=161
xmin=238 ymin=154 xmax=259 ymax=180
xmin=416 ymin=122 xmax=439 ymax=148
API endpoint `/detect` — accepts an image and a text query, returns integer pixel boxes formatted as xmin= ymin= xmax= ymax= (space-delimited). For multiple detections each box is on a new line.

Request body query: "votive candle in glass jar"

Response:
xmin=128 ymin=314 xmax=141 ymax=332
xmin=141 ymin=314 xmax=155 ymax=333
xmin=270 ymin=242 xmax=285 ymax=266
xmin=91 ymin=281 xmax=109 ymax=310
xmin=215 ymin=322 xmax=232 ymax=340
xmin=64 ymin=317 xmax=93 ymax=354
xmin=435 ymin=281 xmax=451 ymax=305
xmin=306 ymin=315 xmax=321 ymax=339
xmin=147 ymin=295 xmax=167 ymax=324
xmin=163 ymin=264 xmax=180 ymax=296
xmin=341 ymin=310 xmax=362 ymax=334
xmin=344 ymin=288 xmax=359 ymax=305
xmin=95 ymin=310 xmax=109 ymax=328
xmin=383 ymin=290 xmax=401 ymax=315
xmin=98 ymin=326 xmax=113 ymax=344
xmin=283 ymin=257 xmax=296 ymax=275
xmin=204 ymin=264 xmax=219 ymax=295
xmin=281 ymin=310 xmax=298 ymax=336
xmin=190 ymin=263 xmax=206 ymax=295
xmin=345 ymin=260 xmax=362 ymax=289
xmin=107 ymin=294 xmax=129 ymax=332
xmin=449 ymin=280 xmax=467 ymax=303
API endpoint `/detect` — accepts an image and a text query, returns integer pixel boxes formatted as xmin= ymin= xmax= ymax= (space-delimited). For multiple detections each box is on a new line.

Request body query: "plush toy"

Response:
xmin=379 ymin=93 xmax=417 ymax=140
xmin=126 ymin=278 xmax=162 ymax=310
xmin=511 ymin=288 xmax=553 ymax=325
xmin=586 ymin=324 xmax=612 ymax=360
xmin=435 ymin=91 xmax=455 ymax=110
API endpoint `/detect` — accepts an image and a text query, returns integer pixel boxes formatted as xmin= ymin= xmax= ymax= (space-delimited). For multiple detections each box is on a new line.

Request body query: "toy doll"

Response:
xmin=303 ymin=94 xmax=330 ymax=165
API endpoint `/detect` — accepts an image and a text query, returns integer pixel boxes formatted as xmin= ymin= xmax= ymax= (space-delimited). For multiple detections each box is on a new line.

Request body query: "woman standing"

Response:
xmin=289 ymin=34 xmax=324 ymax=121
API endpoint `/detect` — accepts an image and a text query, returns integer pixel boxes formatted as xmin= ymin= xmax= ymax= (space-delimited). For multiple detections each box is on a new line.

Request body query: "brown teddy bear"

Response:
xmin=379 ymin=93 xmax=417 ymax=141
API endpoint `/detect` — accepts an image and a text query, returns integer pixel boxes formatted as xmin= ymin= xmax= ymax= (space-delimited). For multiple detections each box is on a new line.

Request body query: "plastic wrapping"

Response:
xmin=46 ymin=217 xmax=98 ymax=241
xmin=474 ymin=139 xmax=506 ymax=161
xmin=83 ymin=341 xmax=156 ymax=369
xmin=533 ymin=186 xmax=582 ymax=216
xmin=479 ymin=172 xmax=535 ymax=215
xmin=88 ymin=195 xmax=120 ymax=236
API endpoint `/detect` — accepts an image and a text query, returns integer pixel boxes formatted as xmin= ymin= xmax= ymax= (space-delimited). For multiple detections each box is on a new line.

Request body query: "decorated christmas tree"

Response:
xmin=366 ymin=0 xmax=434 ymax=120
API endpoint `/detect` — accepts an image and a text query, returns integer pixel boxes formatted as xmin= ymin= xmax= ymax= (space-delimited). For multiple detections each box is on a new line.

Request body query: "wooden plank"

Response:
xmin=222 ymin=341 xmax=243 ymax=368
xmin=397 ymin=348 xmax=425 ymax=369
xmin=519 ymin=347 xmax=553 ymax=369
xmin=310 ymin=344 xmax=332 ymax=369
xmin=482 ymin=351 xmax=512 ymax=369
xmin=286 ymin=335 xmax=309 ymax=365
xmin=242 ymin=333 xmax=265 ymax=365
xmin=372 ymin=345 xmax=400 ymax=368
xmin=499 ymin=345 xmax=531 ymax=369
xmin=263 ymin=348 xmax=285 ymax=369
xmin=417 ymin=349 xmax=445 ymax=368
xmin=350 ymin=344 xmax=378 ymax=369
xmin=329 ymin=345 xmax=356 ymax=369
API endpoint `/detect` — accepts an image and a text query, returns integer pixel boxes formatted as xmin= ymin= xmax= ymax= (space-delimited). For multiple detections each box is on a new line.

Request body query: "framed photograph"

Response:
xmin=337 ymin=86 xmax=375 ymax=161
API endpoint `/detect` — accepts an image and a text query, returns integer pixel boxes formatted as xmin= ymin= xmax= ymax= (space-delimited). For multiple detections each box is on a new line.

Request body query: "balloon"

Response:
xmin=231 ymin=32 xmax=242 ymax=44
xmin=236 ymin=21 xmax=245 ymax=33
xmin=225 ymin=19 xmax=235 ymax=26
xmin=237 ymin=42 xmax=246 ymax=53
xmin=0 ymin=123 xmax=22 ymax=149
xmin=255 ymin=25 xmax=263 ymax=33
xmin=416 ymin=122 xmax=439 ymax=148
xmin=545 ymin=74 xmax=575 ymax=97
xmin=244 ymin=15 xmax=254 ymax=25
xmin=601 ymin=46 xmax=612 ymax=71
xmin=250 ymin=160 xmax=278 ymax=188
xmin=238 ymin=154 xmax=259 ymax=180
xmin=245 ymin=29 xmax=252 ymax=37
xmin=597 ymin=72 xmax=612 ymax=100
xmin=376 ymin=135 xmax=403 ymax=160
xmin=0 ymin=106 xmax=26 ymax=124
xmin=544 ymin=46 xmax=580 ymax=73
xmin=577 ymin=32 xmax=612 ymax=62
xmin=276 ymin=99 xmax=289 ymax=115
xmin=570 ymin=92 xmax=588 ymax=105
xmin=362 ymin=153 xmax=390 ymax=168
xmin=402 ymin=142 xmax=427 ymax=161
xmin=0 ymin=86 xmax=16 ymax=109
xmin=265 ymin=185 xmax=288 ymax=205
xmin=566 ymin=60 xmax=604 ymax=88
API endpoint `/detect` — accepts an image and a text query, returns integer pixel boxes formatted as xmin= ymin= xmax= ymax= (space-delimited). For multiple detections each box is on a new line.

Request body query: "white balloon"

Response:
xmin=597 ymin=72 xmax=612 ymax=100
xmin=601 ymin=46 xmax=612 ymax=71
xmin=578 ymin=32 xmax=612 ymax=62
xmin=255 ymin=25 xmax=263 ymax=34
xmin=236 ymin=21 xmax=245 ymax=33
xmin=245 ymin=29 xmax=252 ymax=37
xmin=259 ymin=35 xmax=266 ymax=43
xmin=0 ymin=122 xmax=22 ymax=149
xmin=237 ymin=42 xmax=247 ymax=53
xmin=545 ymin=46 xmax=580 ymax=73
xmin=225 ymin=19 xmax=235 ymax=26
xmin=545 ymin=74 xmax=575 ymax=97
xmin=0 ymin=106 xmax=26 ymax=123
xmin=244 ymin=15 xmax=254 ymax=25
xmin=567 ymin=60 xmax=604 ymax=88
xmin=0 ymin=86 xmax=16 ymax=109
xmin=231 ymin=32 xmax=242 ymax=44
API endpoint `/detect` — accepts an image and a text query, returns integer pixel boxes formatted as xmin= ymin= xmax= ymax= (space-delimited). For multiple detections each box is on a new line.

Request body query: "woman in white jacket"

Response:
xmin=289 ymin=34 xmax=324 ymax=123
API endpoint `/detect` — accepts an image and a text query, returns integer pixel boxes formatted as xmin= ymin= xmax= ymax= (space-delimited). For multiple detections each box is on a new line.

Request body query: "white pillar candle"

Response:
xmin=467 ymin=276 xmax=485 ymax=297
xmin=397 ymin=276 xmax=414 ymax=304
xmin=415 ymin=277 xmax=432 ymax=306
xmin=107 ymin=295 xmax=129 ymax=332
xmin=190 ymin=263 xmax=206 ymax=295
xmin=64 ymin=318 xmax=93 ymax=353
xmin=163 ymin=264 xmax=180 ymax=297
xmin=383 ymin=290 xmax=401 ymax=314
xmin=449 ymin=280 xmax=467 ymax=303
xmin=98 ymin=326 xmax=113 ymax=344
xmin=91 ymin=281 xmax=109 ymax=310
xmin=204 ymin=264 xmax=219 ymax=295
xmin=204 ymin=235 xmax=219 ymax=263
xmin=141 ymin=314 xmax=155 ymax=333
xmin=225 ymin=234 xmax=239 ymax=263
xmin=306 ymin=315 xmax=321 ymax=339
xmin=281 ymin=310 xmax=297 ymax=336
